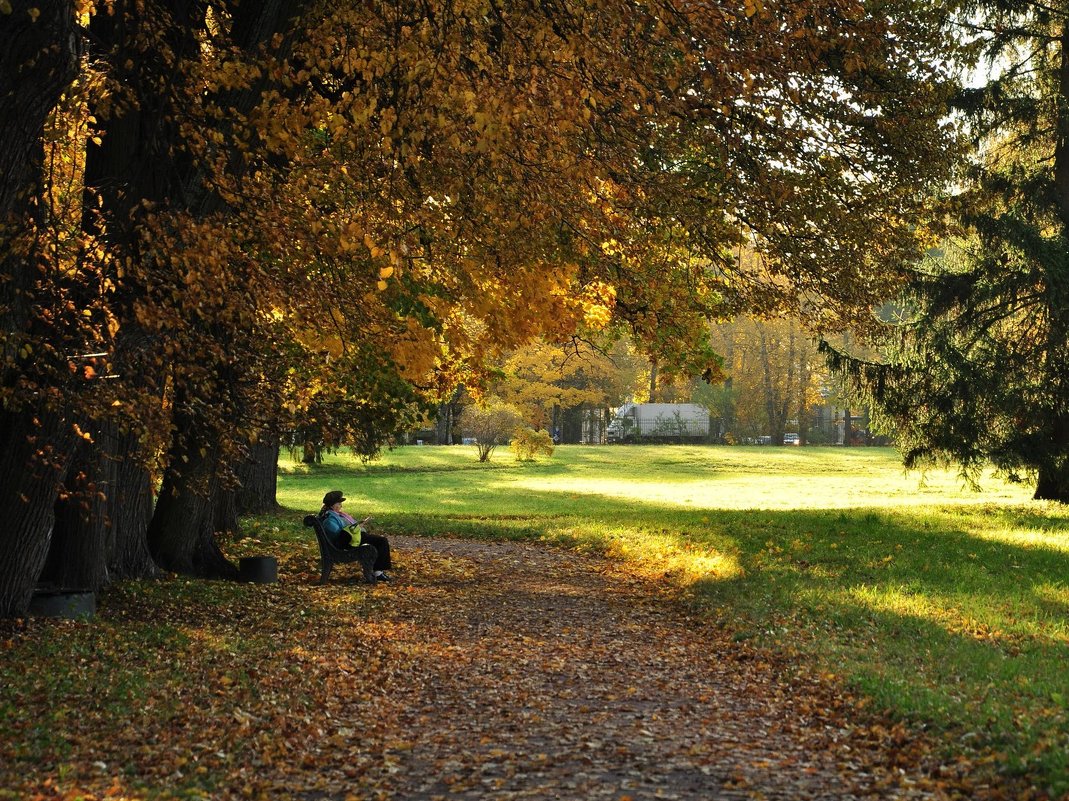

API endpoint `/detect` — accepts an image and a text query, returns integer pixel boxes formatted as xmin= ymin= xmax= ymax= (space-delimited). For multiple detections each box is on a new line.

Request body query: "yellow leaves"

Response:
xmin=363 ymin=233 xmax=383 ymax=259
xmin=337 ymin=221 xmax=362 ymax=252
xmin=460 ymin=89 xmax=477 ymax=114
xmin=579 ymin=280 xmax=616 ymax=331
xmin=378 ymin=107 xmax=397 ymax=136
xmin=743 ymin=0 xmax=763 ymax=17
xmin=27 ymin=6 xmax=40 ymax=21
xmin=349 ymin=102 xmax=375 ymax=126
xmin=0 ymin=0 xmax=14 ymax=14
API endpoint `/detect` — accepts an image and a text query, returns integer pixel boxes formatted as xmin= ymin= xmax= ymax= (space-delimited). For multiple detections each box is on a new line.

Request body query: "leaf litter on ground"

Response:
xmin=0 ymin=535 xmax=1048 ymax=801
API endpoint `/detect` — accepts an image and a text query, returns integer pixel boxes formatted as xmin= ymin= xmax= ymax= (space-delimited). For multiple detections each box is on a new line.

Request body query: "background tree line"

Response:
xmin=443 ymin=321 xmax=866 ymax=449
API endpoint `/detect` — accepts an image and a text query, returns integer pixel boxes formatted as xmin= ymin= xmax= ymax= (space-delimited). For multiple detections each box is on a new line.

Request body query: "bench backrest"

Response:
xmin=303 ymin=514 xmax=344 ymax=557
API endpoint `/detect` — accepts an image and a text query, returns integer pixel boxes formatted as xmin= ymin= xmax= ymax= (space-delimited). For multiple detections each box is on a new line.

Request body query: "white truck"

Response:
xmin=606 ymin=402 xmax=710 ymax=443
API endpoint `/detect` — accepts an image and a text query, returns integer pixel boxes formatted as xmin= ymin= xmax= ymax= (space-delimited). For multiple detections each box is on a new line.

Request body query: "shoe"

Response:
xmin=374 ymin=571 xmax=392 ymax=582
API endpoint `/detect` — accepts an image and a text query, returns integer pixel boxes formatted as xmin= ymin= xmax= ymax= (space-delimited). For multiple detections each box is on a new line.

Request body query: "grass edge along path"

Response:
xmin=272 ymin=445 xmax=1069 ymax=796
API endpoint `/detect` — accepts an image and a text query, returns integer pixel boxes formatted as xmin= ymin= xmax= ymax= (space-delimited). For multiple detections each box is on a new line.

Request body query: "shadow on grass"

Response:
xmin=266 ymin=490 xmax=1069 ymax=792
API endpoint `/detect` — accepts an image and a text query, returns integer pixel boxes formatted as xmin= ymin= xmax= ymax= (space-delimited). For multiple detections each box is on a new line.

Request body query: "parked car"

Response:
xmin=783 ymin=432 xmax=800 ymax=445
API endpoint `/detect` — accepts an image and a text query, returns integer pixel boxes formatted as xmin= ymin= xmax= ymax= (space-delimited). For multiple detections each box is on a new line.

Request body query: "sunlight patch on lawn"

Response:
xmin=965 ymin=523 xmax=1069 ymax=553
xmin=840 ymin=583 xmax=948 ymax=625
xmin=595 ymin=528 xmax=745 ymax=582
xmin=835 ymin=583 xmax=1069 ymax=647
xmin=507 ymin=473 xmax=1032 ymax=512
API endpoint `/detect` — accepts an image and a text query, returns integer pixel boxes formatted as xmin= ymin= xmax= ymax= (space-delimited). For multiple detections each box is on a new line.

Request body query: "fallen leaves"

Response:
xmin=0 ymin=537 xmax=1048 ymax=801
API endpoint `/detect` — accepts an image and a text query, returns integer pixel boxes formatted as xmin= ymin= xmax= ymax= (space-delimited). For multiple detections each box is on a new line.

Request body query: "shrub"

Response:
xmin=510 ymin=427 xmax=555 ymax=461
xmin=458 ymin=400 xmax=524 ymax=462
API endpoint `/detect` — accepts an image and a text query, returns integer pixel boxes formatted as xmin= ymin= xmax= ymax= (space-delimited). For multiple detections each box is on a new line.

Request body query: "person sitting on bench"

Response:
xmin=319 ymin=490 xmax=394 ymax=582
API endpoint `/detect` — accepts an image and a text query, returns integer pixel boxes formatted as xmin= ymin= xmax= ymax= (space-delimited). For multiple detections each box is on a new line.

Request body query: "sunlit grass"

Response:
xmin=275 ymin=444 xmax=1069 ymax=792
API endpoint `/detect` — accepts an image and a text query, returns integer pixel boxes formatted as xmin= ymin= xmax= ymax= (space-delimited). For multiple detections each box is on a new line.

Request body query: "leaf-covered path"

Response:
xmin=5 ymin=534 xmax=1029 ymax=801
xmin=285 ymin=536 xmax=1001 ymax=801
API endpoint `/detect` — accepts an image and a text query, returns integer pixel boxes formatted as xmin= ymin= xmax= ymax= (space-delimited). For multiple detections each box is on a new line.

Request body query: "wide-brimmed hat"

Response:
xmin=322 ymin=490 xmax=345 ymax=506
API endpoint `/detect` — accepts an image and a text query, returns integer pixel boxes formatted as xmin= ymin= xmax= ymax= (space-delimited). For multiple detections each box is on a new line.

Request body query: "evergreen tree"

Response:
xmin=825 ymin=0 xmax=1069 ymax=500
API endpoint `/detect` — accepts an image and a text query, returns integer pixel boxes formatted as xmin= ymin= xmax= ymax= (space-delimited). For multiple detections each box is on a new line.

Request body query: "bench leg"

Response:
xmin=320 ymin=560 xmax=332 ymax=583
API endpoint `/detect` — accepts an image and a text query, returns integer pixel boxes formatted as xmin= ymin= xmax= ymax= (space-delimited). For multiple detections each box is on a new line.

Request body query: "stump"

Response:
xmin=239 ymin=556 xmax=278 ymax=583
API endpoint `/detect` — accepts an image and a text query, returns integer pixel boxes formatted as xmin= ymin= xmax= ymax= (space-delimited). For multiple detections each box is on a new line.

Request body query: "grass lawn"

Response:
xmin=270 ymin=444 xmax=1069 ymax=793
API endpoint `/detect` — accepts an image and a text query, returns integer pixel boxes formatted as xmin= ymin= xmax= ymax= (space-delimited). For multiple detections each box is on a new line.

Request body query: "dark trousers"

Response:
xmin=359 ymin=530 xmax=392 ymax=571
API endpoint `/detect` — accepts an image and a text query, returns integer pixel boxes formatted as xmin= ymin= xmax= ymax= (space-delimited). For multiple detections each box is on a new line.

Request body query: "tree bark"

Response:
xmin=147 ymin=398 xmax=239 ymax=579
xmin=213 ymin=489 xmax=241 ymax=540
xmin=106 ymin=432 xmax=158 ymax=581
xmin=1033 ymin=452 xmax=1069 ymax=502
xmin=0 ymin=407 xmax=77 ymax=616
xmin=150 ymin=479 xmax=238 ymax=579
xmin=1039 ymin=24 xmax=1069 ymax=503
xmin=0 ymin=0 xmax=80 ymax=215
xmin=235 ymin=437 xmax=281 ymax=514
xmin=0 ymin=0 xmax=82 ymax=617
xmin=40 ymin=433 xmax=115 ymax=591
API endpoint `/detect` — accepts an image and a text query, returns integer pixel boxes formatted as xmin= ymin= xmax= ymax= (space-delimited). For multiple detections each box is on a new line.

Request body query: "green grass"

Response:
xmin=276 ymin=444 xmax=1069 ymax=793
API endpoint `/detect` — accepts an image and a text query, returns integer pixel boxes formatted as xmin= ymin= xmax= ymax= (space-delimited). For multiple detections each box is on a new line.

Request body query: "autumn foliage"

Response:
xmin=0 ymin=0 xmax=962 ymax=614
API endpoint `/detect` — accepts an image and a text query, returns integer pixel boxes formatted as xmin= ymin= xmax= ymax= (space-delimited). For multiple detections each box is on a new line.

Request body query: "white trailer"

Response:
xmin=607 ymin=402 xmax=710 ymax=442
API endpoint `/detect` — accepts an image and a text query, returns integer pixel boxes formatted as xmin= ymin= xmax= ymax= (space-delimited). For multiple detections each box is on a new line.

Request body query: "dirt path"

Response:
xmin=291 ymin=536 xmax=989 ymax=801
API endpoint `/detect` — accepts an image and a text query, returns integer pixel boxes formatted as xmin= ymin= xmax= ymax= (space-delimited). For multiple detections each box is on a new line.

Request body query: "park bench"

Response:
xmin=303 ymin=514 xmax=377 ymax=584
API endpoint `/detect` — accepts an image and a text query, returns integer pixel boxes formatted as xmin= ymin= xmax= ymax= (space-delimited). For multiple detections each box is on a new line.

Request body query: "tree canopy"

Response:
xmin=0 ymin=0 xmax=963 ymax=614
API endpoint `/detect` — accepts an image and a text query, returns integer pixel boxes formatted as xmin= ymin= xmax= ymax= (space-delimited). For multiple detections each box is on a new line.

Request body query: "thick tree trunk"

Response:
xmin=40 ymin=434 xmax=115 ymax=591
xmin=1034 ymin=408 xmax=1069 ymax=502
xmin=150 ymin=466 xmax=238 ymax=580
xmin=0 ymin=1 xmax=81 ymax=617
xmin=0 ymin=0 xmax=80 ymax=216
xmin=106 ymin=433 xmax=158 ymax=581
xmin=213 ymin=489 xmax=241 ymax=540
xmin=236 ymin=437 xmax=281 ymax=514
xmin=148 ymin=400 xmax=238 ymax=579
xmin=1033 ymin=461 xmax=1069 ymax=502
xmin=0 ymin=408 xmax=77 ymax=616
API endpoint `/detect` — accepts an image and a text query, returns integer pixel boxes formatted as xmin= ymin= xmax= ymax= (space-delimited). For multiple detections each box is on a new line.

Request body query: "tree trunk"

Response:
xmin=0 ymin=407 xmax=77 ymax=616
xmin=147 ymin=397 xmax=238 ymax=579
xmin=149 ymin=465 xmax=238 ymax=580
xmin=648 ymin=359 xmax=659 ymax=403
xmin=40 ymin=433 xmax=115 ymax=591
xmin=759 ymin=332 xmax=785 ymax=445
xmin=213 ymin=489 xmax=241 ymax=540
xmin=1034 ymin=459 xmax=1069 ymax=502
xmin=0 ymin=2 xmax=78 ymax=350
xmin=0 ymin=2 xmax=81 ymax=616
xmin=1037 ymin=25 xmax=1069 ymax=503
xmin=106 ymin=432 xmax=158 ymax=581
xmin=235 ymin=437 xmax=281 ymax=514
